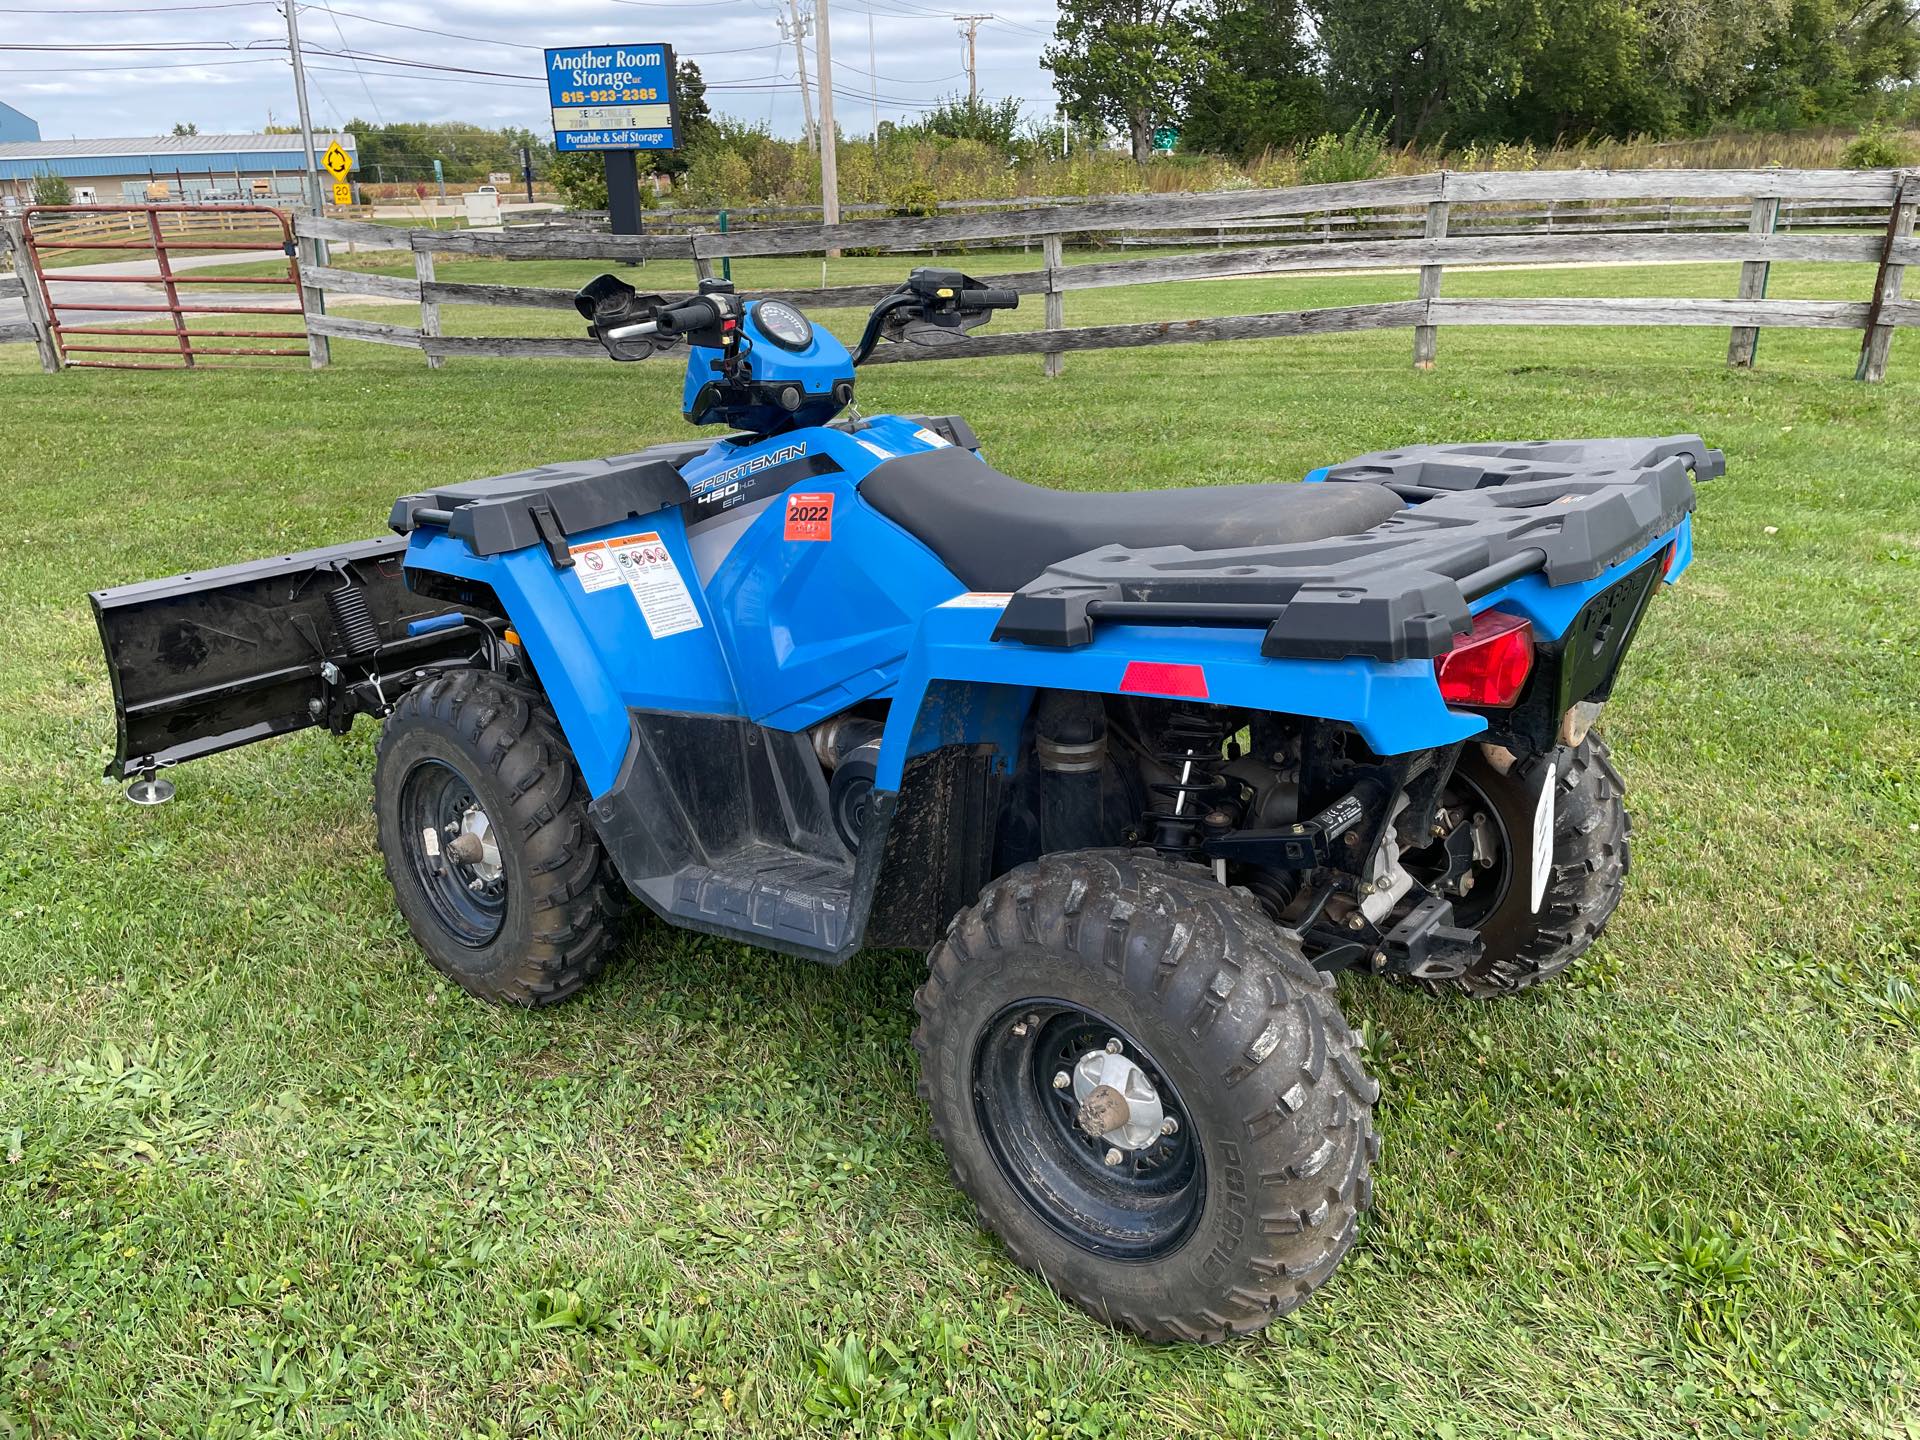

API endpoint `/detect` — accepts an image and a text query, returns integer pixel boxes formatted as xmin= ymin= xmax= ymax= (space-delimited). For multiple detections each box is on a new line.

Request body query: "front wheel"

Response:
xmin=373 ymin=670 xmax=627 ymax=1006
xmin=913 ymin=851 xmax=1378 ymax=1343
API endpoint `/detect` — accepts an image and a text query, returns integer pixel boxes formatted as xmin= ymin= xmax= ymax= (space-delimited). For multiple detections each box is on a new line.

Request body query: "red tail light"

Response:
xmin=1120 ymin=661 xmax=1210 ymax=699
xmin=1434 ymin=610 xmax=1533 ymax=708
xmin=1660 ymin=540 xmax=1678 ymax=576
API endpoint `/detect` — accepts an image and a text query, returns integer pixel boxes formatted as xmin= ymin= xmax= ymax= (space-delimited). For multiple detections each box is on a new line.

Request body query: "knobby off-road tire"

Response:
xmin=1424 ymin=734 xmax=1631 ymax=999
xmin=374 ymin=670 xmax=626 ymax=1007
xmin=913 ymin=850 xmax=1378 ymax=1343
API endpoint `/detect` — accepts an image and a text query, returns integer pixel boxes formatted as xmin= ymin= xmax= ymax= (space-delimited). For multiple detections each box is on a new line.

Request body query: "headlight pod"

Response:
xmin=753 ymin=299 xmax=813 ymax=351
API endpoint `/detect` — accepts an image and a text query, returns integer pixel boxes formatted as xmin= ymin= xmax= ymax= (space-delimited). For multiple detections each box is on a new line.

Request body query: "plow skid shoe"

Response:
xmin=90 ymin=535 xmax=467 ymax=781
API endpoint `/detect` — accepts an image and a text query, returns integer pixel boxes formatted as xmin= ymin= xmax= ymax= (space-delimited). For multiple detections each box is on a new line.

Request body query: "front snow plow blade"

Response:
xmin=91 ymin=535 xmax=472 ymax=781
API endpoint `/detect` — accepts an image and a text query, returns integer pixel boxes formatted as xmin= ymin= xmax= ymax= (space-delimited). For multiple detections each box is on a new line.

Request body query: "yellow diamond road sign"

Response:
xmin=321 ymin=141 xmax=351 ymax=178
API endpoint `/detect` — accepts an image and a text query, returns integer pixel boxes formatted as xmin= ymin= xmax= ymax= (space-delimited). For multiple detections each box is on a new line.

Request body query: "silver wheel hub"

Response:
xmin=1071 ymin=1047 xmax=1165 ymax=1151
xmin=444 ymin=804 xmax=502 ymax=885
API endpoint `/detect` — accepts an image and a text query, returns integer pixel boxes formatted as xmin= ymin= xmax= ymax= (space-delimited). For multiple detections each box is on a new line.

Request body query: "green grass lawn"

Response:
xmin=1 ymin=265 xmax=1917 ymax=1438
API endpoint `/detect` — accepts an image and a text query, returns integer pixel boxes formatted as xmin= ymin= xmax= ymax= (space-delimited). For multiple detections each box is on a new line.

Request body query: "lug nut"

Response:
xmin=1011 ymin=1021 xmax=1029 ymax=1037
xmin=1460 ymin=874 xmax=1475 ymax=893
xmin=1347 ymin=914 xmax=1366 ymax=931
xmin=1052 ymin=1071 xmax=1071 ymax=1090
xmin=1103 ymin=1147 xmax=1124 ymax=1166
xmin=1105 ymin=1037 xmax=1123 ymax=1054
xmin=1160 ymin=1117 xmax=1179 ymax=1137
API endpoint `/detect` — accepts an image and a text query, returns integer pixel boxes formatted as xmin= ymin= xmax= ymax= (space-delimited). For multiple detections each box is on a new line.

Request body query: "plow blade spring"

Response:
xmin=90 ymin=535 xmax=468 ymax=781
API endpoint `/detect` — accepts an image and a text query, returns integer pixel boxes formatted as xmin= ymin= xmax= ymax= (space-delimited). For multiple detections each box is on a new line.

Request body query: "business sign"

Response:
xmin=544 ymin=43 xmax=677 ymax=152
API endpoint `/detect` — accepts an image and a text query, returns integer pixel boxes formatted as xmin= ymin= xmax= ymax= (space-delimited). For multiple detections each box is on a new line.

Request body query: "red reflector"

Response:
xmin=1120 ymin=661 xmax=1210 ymax=699
xmin=1661 ymin=540 xmax=1677 ymax=576
xmin=1434 ymin=610 xmax=1533 ymax=708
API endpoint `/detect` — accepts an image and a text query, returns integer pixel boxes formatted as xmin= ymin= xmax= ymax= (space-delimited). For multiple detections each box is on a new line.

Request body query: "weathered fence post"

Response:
xmin=296 ymin=212 xmax=331 ymax=369
xmin=1412 ymin=198 xmax=1449 ymax=369
xmin=0 ymin=219 xmax=61 ymax=373
xmin=414 ymin=247 xmax=443 ymax=370
xmin=1855 ymin=173 xmax=1918 ymax=383
xmin=1042 ymin=233 xmax=1065 ymax=378
xmin=1726 ymin=195 xmax=1779 ymax=368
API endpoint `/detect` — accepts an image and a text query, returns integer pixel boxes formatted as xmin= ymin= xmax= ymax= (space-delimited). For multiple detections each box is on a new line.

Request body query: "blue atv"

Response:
xmin=92 ymin=268 xmax=1716 ymax=1342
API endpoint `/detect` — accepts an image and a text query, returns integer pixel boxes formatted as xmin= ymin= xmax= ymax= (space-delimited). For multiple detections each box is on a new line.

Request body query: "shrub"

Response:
xmin=545 ymin=151 xmax=607 ymax=211
xmin=1296 ymin=112 xmax=1390 ymax=187
xmin=1841 ymin=120 xmax=1914 ymax=169
xmin=886 ymin=179 xmax=940 ymax=218
xmin=680 ymin=147 xmax=753 ymax=207
xmin=31 ymin=170 xmax=71 ymax=206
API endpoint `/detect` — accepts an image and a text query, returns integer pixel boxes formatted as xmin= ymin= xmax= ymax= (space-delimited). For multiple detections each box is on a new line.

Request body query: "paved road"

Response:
xmin=2 ymin=249 xmax=296 ymax=332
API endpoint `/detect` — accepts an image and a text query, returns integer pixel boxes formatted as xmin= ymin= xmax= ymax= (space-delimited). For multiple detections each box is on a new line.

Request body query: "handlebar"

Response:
xmin=652 ymin=295 xmax=725 ymax=335
xmin=970 ymin=288 xmax=1020 ymax=309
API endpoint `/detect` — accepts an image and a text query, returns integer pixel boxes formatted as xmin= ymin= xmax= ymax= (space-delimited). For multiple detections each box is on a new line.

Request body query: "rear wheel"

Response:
xmin=914 ymin=851 xmax=1377 ymax=1343
xmin=374 ymin=670 xmax=626 ymax=1006
xmin=1405 ymin=735 xmax=1630 ymax=998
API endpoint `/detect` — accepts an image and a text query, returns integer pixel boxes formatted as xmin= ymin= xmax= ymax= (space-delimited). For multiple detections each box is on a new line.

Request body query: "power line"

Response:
xmin=300 ymin=62 xmax=539 ymax=92
xmin=313 ymin=0 xmax=384 ymax=124
xmin=0 ymin=56 xmax=280 ymax=71
xmin=296 ymin=4 xmax=538 ymax=52
xmin=0 ymin=1 xmax=268 ymax=9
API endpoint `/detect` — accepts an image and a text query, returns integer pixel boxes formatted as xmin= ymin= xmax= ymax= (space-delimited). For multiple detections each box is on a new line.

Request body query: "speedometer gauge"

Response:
xmin=753 ymin=299 xmax=814 ymax=350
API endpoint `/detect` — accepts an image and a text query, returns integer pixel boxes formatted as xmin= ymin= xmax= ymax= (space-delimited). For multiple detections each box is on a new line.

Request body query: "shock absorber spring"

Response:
xmin=1144 ymin=707 xmax=1230 ymax=857
xmin=324 ymin=571 xmax=382 ymax=659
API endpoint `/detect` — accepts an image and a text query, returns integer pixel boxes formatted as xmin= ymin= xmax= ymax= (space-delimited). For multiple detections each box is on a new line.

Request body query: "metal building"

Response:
xmin=0 ymin=130 xmax=355 ymax=205
xmin=0 ymin=100 xmax=38 ymax=145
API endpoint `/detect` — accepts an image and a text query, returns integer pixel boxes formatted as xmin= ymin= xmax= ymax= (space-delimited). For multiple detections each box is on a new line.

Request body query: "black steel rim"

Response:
xmin=398 ymin=758 xmax=506 ymax=948
xmin=971 ymin=1000 xmax=1205 ymax=1262
xmin=1409 ymin=768 xmax=1514 ymax=928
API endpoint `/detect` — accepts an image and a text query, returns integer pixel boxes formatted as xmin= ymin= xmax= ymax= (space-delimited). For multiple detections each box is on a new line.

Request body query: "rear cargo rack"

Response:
xmin=992 ymin=435 xmax=1719 ymax=661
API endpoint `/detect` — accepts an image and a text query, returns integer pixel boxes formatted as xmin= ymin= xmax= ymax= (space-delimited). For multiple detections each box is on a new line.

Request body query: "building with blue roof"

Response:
xmin=0 ymin=125 xmax=355 ymax=205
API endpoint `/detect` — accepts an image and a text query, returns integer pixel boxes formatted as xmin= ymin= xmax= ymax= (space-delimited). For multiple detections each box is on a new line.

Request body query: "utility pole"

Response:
xmin=955 ymin=15 xmax=990 ymax=107
xmin=280 ymin=0 xmax=323 ymax=211
xmin=816 ymin=0 xmax=839 ymax=229
xmin=280 ymin=0 xmax=328 ymax=365
xmin=780 ymin=1 xmax=818 ymax=155
xmin=868 ymin=13 xmax=878 ymax=143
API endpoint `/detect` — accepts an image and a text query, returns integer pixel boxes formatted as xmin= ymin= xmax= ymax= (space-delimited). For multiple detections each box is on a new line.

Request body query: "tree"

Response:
xmin=171 ymin=122 xmax=199 ymax=136
xmin=921 ymin=93 xmax=1026 ymax=149
xmin=1181 ymin=0 xmax=1322 ymax=157
xmin=654 ymin=60 xmax=716 ymax=181
xmin=31 ymin=170 xmax=70 ymax=206
xmin=1043 ymin=0 xmax=1203 ymax=160
xmin=547 ymin=150 xmax=608 ymax=210
xmin=1310 ymin=0 xmax=1547 ymax=144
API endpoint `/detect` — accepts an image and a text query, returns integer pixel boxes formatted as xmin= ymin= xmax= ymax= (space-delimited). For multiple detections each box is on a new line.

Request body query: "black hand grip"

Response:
xmin=655 ymin=296 xmax=720 ymax=334
xmin=972 ymin=288 xmax=1019 ymax=309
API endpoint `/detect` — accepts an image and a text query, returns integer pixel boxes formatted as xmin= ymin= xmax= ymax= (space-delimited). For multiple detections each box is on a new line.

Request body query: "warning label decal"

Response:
xmin=783 ymin=491 xmax=835 ymax=542
xmin=568 ymin=532 xmax=704 ymax=639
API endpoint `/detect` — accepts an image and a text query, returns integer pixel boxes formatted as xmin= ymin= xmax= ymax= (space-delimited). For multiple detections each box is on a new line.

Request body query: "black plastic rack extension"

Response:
xmin=991 ymin=435 xmax=1723 ymax=662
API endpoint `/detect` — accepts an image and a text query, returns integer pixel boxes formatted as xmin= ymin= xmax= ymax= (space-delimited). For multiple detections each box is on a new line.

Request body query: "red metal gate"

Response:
xmin=22 ymin=205 xmax=308 ymax=369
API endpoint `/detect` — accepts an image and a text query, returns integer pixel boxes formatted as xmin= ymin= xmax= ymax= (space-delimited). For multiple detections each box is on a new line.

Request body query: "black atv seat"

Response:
xmin=858 ymin=445 xmax=1406 ymax=593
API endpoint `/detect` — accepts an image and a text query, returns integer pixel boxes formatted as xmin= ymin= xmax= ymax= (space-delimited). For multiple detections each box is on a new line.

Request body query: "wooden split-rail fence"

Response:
xmin=6 ymin=166 xmax=1917 ymax=380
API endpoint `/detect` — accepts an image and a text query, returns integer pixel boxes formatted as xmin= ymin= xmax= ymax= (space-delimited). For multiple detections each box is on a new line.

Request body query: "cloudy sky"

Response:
xmin=3 ymin=0 xmax=1063 ymax=143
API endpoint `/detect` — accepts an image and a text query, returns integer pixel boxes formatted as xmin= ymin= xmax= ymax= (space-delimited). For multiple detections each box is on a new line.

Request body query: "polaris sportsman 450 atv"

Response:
xmin=91 ymin=268 xmax=1717 ymax=1343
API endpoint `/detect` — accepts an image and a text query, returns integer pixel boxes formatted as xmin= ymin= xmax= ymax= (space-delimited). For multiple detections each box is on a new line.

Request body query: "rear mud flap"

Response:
xmin=90 ymin=535 xmax=472 ymax=780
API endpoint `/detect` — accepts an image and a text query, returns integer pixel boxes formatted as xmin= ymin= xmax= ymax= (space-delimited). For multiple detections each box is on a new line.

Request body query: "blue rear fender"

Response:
xmin=871 ymin=517 xmax=1692 ymax=792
